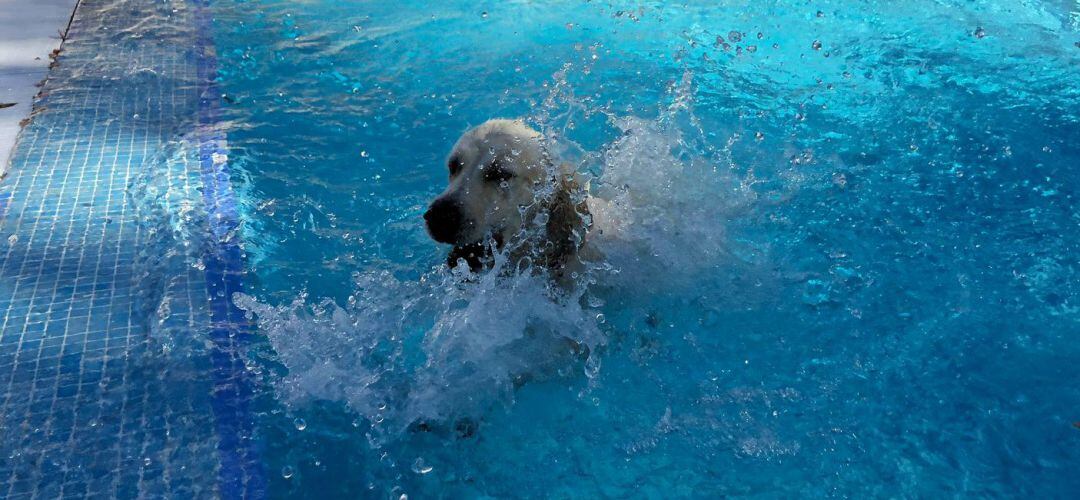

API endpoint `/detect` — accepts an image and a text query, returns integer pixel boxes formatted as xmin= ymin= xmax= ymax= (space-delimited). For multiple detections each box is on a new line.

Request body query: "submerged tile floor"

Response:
xmin=0 ymin=0 xmax=262 ymax=497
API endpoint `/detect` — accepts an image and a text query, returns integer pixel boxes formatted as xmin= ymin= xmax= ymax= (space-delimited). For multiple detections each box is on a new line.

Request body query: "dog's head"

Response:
xmin=424 ymin=119 xmax=589 ymax=272
xmin=425 ymin=119 xmax=552 ymax=245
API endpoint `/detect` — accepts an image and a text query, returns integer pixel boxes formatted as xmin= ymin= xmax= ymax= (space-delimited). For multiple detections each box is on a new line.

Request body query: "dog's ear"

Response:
xmin=543 ymin=169 xmax=590 ymax=270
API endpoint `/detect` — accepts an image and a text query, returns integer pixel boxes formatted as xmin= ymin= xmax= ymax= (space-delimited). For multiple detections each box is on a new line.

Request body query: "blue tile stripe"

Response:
xmin=191 ymin=0 xmax=268 ymax=497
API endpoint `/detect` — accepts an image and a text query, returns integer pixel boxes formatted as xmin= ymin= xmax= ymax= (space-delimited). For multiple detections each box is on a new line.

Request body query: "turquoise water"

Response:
xmin=208 ymin=1 xmax=1079 ymax=497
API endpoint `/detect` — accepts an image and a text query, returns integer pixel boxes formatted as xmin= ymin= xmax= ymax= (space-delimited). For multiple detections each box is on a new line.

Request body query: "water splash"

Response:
xmin=233 ymin=69 xmax=777 ymax=443
xmin=128 ymin=133 xmax=213 ymax=357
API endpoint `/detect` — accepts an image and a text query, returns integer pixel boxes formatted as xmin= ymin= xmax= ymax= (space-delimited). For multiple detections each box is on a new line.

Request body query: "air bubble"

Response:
xmin=282 ymin=466 xmax=295 ymax=479
xmin=294 ymin=417 xmax=307 ymax=431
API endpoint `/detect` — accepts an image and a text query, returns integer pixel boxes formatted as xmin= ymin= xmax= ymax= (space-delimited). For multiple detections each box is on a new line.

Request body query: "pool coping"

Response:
xmin=0 ymin=0 xmax=81 ymax=175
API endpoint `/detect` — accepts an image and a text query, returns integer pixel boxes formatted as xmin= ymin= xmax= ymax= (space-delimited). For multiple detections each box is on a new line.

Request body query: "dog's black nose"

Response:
xmin=424 ymin=198 xmax=464 ymax=244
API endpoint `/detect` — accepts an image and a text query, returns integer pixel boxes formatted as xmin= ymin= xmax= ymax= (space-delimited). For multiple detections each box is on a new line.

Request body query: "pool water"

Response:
xmin=205 ymin=0 xmax=1078 ymax=497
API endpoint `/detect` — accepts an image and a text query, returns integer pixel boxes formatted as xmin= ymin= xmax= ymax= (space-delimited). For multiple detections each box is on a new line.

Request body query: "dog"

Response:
xmin=424 ymin=119 xmax=592 ymax=280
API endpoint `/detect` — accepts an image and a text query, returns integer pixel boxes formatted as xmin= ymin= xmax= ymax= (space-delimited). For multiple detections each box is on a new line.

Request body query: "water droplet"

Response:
xmin=802 ymin=279 xmax=830 ymax=305
xmin=584 ymin=356 xmax=601 ymax=378
xmin=974 ymin=26 xmax=986 ymax=39
xmin=294 ymin=418 xmax=307 ymax=431
xmin=811 ymin=40 xmax=822 ymax=50
xmin=143 ymin=457 xmax=151 ymax=466
xmin=281 ymin=465 xmax=295 ymax=479
xmin=480 ymin=11 xmax=488 ymax=18
xmin=595 ymin=313 xmax=606 ymax=324
xmin=412 ymin=458 xmax=433 ymax=474
xmin=360 ymin=150 xmax=369 ymax=158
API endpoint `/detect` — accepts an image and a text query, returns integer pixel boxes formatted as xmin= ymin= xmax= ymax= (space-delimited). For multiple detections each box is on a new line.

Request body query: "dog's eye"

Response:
xmin=448 ymin=155 xmax=464 ymax=176
xmin=484 ymin=159 xmax=514 ymax=183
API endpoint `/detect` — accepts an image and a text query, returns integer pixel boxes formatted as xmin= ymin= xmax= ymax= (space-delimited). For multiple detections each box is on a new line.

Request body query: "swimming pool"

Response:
xmin=204 ymin=0 xmax=1080 ymax=496
xmin=3 ymin=0 xmax=1079 ymax=497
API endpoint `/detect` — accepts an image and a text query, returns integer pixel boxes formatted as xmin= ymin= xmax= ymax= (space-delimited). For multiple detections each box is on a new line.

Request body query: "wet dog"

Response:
xmin=424 ymin=119 xmax=591 ymax=280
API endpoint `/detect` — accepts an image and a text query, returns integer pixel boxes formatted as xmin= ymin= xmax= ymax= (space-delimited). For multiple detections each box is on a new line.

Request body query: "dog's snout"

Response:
xmin=424 ymin=197 xmax=464 ymax=244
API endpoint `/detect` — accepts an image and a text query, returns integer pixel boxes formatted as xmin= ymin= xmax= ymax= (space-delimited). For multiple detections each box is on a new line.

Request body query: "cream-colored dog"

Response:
xmin=424 ymin=119 xmax=591 ymax=279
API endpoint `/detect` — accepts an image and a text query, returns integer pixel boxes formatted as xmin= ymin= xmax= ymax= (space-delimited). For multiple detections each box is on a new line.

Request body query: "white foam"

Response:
xmin=236 ymin=257 xmax=604 ymax=440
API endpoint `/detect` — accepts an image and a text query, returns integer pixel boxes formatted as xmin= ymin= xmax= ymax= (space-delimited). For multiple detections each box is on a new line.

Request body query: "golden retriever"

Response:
xmin=424 ymin=119 xmax=591 ymax=280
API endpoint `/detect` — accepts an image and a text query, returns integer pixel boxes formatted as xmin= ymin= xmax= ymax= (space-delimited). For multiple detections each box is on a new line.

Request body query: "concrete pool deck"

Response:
xmin=0 ymin=0 xmax=79 ymax=172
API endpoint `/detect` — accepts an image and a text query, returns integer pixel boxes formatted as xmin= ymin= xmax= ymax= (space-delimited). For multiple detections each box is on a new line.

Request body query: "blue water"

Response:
xmin=206 ymin=1 xmax=1079 ymax=497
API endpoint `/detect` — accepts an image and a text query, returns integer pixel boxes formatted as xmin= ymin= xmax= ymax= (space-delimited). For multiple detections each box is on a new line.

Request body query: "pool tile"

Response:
xmin=0 ymin=0 xmax=262 ymax=497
